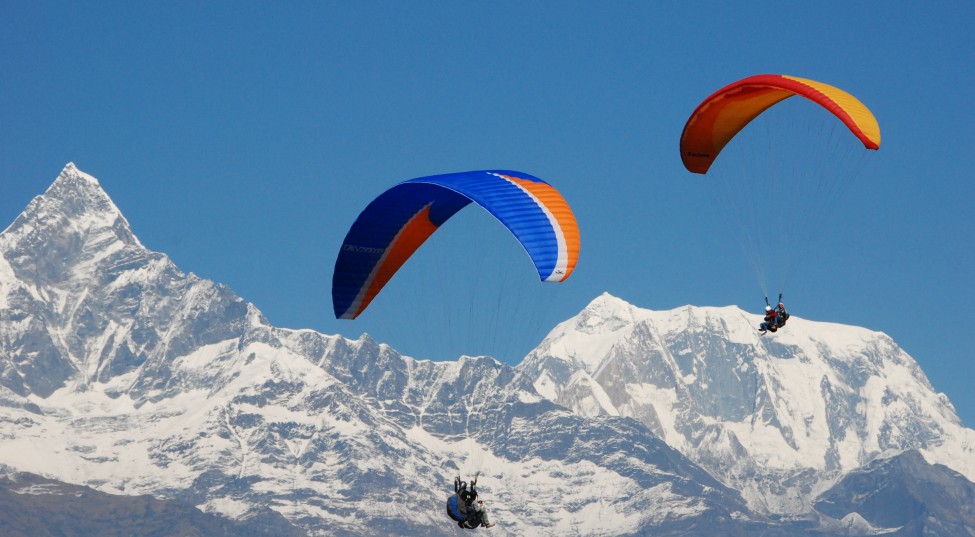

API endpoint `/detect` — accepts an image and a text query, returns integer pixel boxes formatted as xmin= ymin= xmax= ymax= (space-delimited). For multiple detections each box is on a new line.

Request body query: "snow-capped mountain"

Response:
xmin=0 ymin=164 xmax=972 ymax=536
xmin=517 ymin=293 xmax=975 ymax=517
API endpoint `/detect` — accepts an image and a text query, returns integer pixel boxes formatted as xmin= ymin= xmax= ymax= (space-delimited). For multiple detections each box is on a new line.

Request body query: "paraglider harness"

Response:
xmin=447 ymin=473 xmax=485 ymax=528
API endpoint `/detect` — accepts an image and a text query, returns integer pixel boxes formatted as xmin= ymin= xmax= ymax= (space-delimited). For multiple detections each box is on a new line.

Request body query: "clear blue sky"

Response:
xmin=2 ymin=2 xmax=973 ymax=426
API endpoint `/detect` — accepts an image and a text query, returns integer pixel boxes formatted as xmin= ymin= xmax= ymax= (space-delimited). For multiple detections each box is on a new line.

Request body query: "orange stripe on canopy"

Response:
xmin=499 ymin=174 xmax=580 ymax=281
xmin=346 ymin=205 xmax=438 ymax=319
xmin=680 ymin=74 xmax=881 ymax=174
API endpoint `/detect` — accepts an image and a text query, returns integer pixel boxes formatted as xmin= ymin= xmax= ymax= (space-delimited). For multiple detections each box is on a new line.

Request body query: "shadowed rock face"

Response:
xmin=1 ymin=164 xmax=973 ymax=536
xmin=814 ymin=450 xmax=975 ymax=535
xmin=0 ymin=470 xmax=302 ymax=537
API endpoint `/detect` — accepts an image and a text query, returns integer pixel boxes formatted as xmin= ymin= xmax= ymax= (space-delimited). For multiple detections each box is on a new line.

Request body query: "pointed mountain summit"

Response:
xmin=0 ymin=163 xmax=252 ymax=399
xmin=519 ymin=294 xmax=975 ymax=515
xmin=2 ymin=163 xmax=142 ymax=282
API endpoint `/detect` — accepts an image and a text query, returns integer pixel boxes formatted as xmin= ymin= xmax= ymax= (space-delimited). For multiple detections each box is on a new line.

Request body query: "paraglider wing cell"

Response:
xmin=332 ymin=170 xmax=580 ymax=320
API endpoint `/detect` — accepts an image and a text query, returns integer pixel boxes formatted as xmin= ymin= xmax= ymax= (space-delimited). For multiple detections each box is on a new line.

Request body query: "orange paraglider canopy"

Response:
xmin=680 ymin=74 xmax=881 ymax=174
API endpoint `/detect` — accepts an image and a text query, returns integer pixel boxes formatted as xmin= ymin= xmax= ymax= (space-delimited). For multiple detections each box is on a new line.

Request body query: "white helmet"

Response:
xmin=765 ymin=305 xmax=772 ymax=311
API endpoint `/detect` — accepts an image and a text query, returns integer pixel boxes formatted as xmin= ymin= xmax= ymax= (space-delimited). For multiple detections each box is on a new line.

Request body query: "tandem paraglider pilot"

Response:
xmin=447 ymin=475 xmax=495 ymax=529
xmin=759 ymin=301 xmax=790 ymax=334
xmin=759 ymin=304 xmax=778 ymax=334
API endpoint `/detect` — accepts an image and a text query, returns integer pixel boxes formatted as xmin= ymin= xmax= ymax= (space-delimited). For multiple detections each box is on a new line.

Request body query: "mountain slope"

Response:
xmin=814 ymin=450 xmax=975 ymax=536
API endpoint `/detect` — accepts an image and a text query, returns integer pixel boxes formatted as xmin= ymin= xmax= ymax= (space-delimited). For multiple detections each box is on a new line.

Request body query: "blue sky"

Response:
xmin=2 ymin=2 xmax=973 ymax=426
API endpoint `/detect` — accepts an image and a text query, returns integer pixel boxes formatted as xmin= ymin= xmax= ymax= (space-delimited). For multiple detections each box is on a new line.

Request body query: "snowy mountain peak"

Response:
xmin=39 ymin=163 xmax=122 ymax=223
xmin=0 ymin=165 xmax=210 ymax=398
xmin=578 ymin=292 xmax=639 ymax=329
xmin=1 ymin=164 xmax=143 ymax=285
xmin=54 ymin=162 xmax=98 ymax=186
xmin=520 ymin=297 xmax=975 ymax=515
